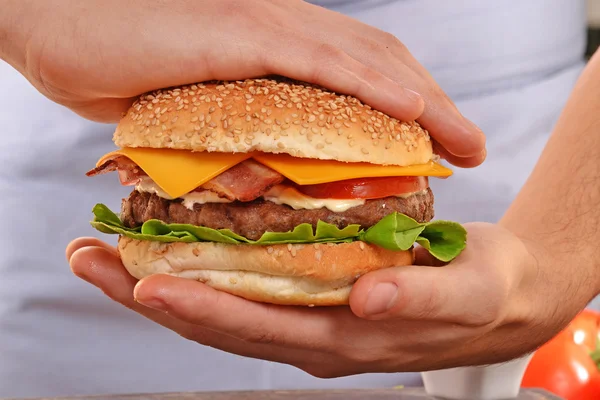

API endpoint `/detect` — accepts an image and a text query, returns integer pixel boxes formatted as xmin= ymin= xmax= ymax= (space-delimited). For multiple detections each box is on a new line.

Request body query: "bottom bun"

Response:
xmin=117 ymin=236 xmax=414 ymax=306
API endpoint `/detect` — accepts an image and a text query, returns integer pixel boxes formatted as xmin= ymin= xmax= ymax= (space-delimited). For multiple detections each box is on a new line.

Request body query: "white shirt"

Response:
xmin=0 ymin=0 xmax=587 ymax=397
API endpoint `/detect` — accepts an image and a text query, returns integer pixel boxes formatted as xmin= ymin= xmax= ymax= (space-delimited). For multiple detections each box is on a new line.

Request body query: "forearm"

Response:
xmin=500 ymin=50 xmax=600 ymax=297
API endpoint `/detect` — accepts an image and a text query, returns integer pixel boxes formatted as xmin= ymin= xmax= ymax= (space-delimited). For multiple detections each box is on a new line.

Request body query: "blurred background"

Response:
xmin=588 ymin=0 xmax=600 ymax=56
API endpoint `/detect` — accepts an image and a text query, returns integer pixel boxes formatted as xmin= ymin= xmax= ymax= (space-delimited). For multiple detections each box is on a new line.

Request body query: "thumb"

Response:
xmin=348 ymin=263 xmax=500 ymax=326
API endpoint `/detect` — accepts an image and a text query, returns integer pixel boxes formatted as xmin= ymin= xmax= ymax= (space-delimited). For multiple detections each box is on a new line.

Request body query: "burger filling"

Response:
xmin=88 ymin=156 xmax=465 ymax=262
xmin=90 ymin=156 xmax=435 ymax=239
xmin=121 ymin=189 xmax=434 ymax=241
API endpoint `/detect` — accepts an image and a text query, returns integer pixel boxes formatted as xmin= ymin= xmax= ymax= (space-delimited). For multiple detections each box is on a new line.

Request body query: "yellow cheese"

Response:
xmin=254 ymin=153 xmax=452 ymax=185
xmin=97 ymin=148 xmax=252 ymax=198
xmin=96 ymin=148 xmax=452 ymax=198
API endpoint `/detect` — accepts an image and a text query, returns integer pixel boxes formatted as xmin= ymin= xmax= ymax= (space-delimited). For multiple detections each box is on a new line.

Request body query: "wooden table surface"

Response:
xmin=7 ymin=388 xmax=562 ymax=400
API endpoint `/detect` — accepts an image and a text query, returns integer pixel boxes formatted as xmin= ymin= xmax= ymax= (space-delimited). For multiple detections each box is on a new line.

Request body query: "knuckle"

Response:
xmin=380 ymin=31 xmax=406 ymax=51
xmin=465 ymin=306 xmax=502 ymax=327
xmin=413 ymin=282 xmax=443 ymax=320
xmin=463 ymin=281 xmax=508 ymax=327
xmin=355 ymin=63 xmax=380 ymax=82
xmin=306 ymin=43 xmax=348 ymax=84
xmin=313 ymin=43 xmax=347 ymax=65
xmin=358 ymin=37 xmax=386 ymax=53
xmin=236 ymin=326 xmax=279 ymax=345
xmin=341 ymin=344 xmax=376 ymax=365
xmin=427 ymin=84 xmax=447 ymax=101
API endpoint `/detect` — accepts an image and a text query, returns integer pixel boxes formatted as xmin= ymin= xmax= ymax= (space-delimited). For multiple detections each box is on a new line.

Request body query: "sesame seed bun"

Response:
xmin=114 ymin=77 xmax=432 ymax=166
xmin=117 ymin=236 xmax=414 ymax=306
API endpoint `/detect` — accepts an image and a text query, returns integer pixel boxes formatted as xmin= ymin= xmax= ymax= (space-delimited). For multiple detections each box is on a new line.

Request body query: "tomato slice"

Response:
xmin=295 ymin=176 xmax=429 ymax=200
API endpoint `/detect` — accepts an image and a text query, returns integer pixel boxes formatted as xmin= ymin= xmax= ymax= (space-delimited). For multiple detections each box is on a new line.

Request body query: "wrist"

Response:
xmin=500 ymin=217 xmax=600 ymax=305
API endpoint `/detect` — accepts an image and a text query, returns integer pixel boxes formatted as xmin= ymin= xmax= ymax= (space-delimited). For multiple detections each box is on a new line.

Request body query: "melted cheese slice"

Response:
xmin=97 ymin=148 xmax=252 ymax=198
xmin=97 ymin=148 xmax=452 ymax=198
xmin=253 ymin=153 xmax=452 ymax=185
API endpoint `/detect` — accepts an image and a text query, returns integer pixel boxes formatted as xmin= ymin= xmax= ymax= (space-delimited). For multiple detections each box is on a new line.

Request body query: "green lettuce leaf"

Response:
xmin=416 ymin=221 xmax=468 ymax=262
xmin=91 ymin=203 xmax=467 ymax=261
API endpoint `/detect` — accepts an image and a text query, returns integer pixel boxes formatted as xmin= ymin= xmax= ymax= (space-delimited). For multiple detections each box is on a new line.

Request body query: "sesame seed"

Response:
xmin=116 ymin=78 xmax=429 ymax=159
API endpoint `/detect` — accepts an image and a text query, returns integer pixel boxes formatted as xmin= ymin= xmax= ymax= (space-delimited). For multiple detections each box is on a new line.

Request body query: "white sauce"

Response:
xmin=263 ymin=185 xmax=366 ymax=213
xmin=135 ymin=179 xmax=426 ymax=212
xmin=135 ymin=178 xmax=232 ymax=209
xmin=135 ymin=178 xmax=174 ymax=199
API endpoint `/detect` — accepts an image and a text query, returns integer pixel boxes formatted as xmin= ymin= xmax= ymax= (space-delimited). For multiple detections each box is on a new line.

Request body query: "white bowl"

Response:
xmin=421 ymin=354 xmax=534 ymax=399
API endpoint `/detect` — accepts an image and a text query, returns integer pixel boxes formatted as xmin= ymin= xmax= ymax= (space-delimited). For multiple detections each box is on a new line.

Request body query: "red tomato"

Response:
xmin=567 ymin=309 xmax=600 ymax=353
xmin=522 ymin=339 xmax=600 ymax=399
xmin=522 ymin=309 xmax=600 ymax=399
xmin=295 ymin=176 xmax=429 ymax=199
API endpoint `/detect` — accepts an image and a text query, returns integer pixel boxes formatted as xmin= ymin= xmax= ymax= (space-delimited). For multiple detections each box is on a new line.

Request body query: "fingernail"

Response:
xmin=363 ymin=283 xmax=398 ymax=316
xmin=137 ymin=297 xmax=167 ymax=311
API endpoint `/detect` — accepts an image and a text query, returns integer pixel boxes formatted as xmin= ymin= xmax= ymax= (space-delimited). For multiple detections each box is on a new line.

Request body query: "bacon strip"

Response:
xmin=86 ymin=157 xmax=284 ymax=202
xmin=200 ymin=159 xmax=284 ymax=202
xmin=86 ymin=156 xmax=139 ymax=176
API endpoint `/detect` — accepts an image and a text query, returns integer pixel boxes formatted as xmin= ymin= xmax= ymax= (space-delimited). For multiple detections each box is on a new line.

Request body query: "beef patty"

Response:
xmin=121 ymin=189 xmax=435 ymax=240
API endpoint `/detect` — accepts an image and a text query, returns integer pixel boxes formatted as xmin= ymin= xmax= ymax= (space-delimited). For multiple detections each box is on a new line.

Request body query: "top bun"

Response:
xmin=114 ymin=77 xmax=432 ymax=166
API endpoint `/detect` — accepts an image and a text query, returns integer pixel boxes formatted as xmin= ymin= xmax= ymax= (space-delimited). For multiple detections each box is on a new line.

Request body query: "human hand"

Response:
xmin=1 ymin=0 xmax=484 ymax=167
xmin=67 ymin=223 xmax=592 ymax=377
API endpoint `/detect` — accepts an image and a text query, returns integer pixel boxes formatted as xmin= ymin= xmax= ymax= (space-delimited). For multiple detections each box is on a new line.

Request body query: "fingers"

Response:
xmin=69 ymin=246 xmax=163 ymax=315
xmin=67 ymin=97 xmax=138 ymax=124
xmin=349 ymin=227 xmax=513 ymax=327
xmin=416 ymin=96 xmax=486 ymax=161
xmin=413 ymin=245 xmax=448 ymax=267
xmin=266 ymin=38 xmax=425 ymax=123
xmin=433 ymin=141 xmax=487 ymax=168
xmin=134 ymin=274 xmax=352 ymax=350
xmin=66 ymin=237 xmax=117 ymax=261
xmin=331 ymin=34 xmax=487 ymax=165
xmin=350 ymin=265 xmax=499 ymax=326
xmin=68 ymin=246 xmax=330 ymax=365
xmin=68 ymin=247 xmax=264 ymax=355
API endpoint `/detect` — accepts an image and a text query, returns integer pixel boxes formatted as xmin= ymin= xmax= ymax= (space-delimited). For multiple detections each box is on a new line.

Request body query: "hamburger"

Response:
xmin=87 ymin=77 xmax=466 ymax=306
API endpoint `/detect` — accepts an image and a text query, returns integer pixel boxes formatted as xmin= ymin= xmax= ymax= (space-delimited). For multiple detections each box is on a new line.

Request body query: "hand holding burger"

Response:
xmin=85 ymin=77 xmax=466 ymax=305
xmin=69 ymin=51 xmax=600 ymax=375
xmin=70 ymin=78 xmax=543 ymax=373
xmin=0 ymin=0 xmax=486 ymax=167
